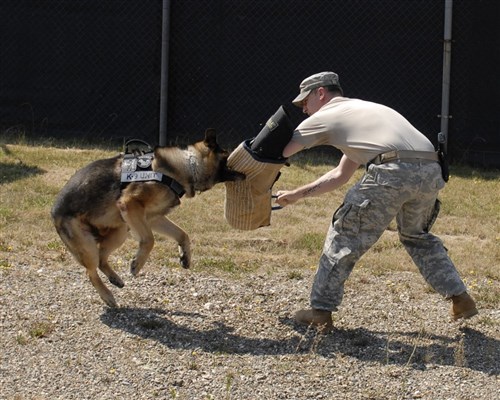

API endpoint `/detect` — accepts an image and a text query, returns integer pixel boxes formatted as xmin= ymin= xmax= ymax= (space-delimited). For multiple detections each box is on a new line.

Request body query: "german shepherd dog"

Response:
xmin=51 ymin=129 xmax=244 ymax=307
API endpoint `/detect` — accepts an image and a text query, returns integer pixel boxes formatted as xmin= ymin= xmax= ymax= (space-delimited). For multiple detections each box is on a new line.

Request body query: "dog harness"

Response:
xmin=120 ymin=140 xmax=186 ymax=198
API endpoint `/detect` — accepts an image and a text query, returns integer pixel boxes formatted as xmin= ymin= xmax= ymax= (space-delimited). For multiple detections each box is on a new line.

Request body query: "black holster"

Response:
xmin=437 ymin=132 xmax=449 ymax=182
xmin=438 ymin=149 xmax=449 ymax=182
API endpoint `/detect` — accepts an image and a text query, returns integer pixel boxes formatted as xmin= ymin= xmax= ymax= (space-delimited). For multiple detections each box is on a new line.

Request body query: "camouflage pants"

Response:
xmin=310 ymin=161 xmax=467 ymax=311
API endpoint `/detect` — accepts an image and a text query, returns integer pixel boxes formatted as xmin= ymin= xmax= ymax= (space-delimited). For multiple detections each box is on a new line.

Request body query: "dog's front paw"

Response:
xmin=180 ymin=253 xmax=190 ymax=269
xmin=109 ymin=274 xmax=125 ymax=288
xmin=178 ymin=244 xmax=190 ymax=269
xmin=105 ymin=297 xmax=119 ymax=308
xmin=178 ymin=241 xmax=191 ymax=269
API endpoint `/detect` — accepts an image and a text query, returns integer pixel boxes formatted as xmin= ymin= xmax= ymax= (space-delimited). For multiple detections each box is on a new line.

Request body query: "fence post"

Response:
xmin=159 ymin=0 xmax=171 ymax=146
xmin=440 ymin=0 xmax=453 ymax=154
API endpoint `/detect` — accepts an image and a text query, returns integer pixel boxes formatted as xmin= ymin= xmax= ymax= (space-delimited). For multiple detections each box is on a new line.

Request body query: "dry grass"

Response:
xmin=1 ymin=140 xmax=499 ymax=308
xmin=1 ymin=138 xmax=499 ymax=399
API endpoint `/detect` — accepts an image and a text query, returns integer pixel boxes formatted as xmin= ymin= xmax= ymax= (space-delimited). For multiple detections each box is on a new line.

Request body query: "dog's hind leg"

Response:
xmin=150 ymin=215 xmax=191 ymax=269
xmin=56 ymin=218 xmax=118 ymax=308
xmin=98 ymin=224 xmax=128 ymax=288
xmin=118 ymin=200 xmax=154 ymax=276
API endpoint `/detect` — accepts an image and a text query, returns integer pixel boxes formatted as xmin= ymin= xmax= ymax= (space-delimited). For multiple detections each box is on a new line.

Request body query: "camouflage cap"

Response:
xmin=292 ymin=71 xmax=341 ymax=107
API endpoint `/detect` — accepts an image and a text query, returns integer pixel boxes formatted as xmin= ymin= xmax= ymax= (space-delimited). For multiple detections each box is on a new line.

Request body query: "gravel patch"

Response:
xmin=1 ymin=259 xmax=499 ymax=400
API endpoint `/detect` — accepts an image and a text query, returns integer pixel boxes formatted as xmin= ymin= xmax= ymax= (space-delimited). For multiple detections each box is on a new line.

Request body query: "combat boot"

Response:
xmin=294 ymin=308 xmax=333 ymax=333
xmin=450 ymin=292 xmax=478 ymax=320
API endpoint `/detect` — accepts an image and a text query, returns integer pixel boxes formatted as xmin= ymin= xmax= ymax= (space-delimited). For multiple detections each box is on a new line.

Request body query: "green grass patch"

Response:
xmin=291 ymin=232 xmax=324 ymax=254
xmin=198 ymin=257 xmax=239 ymax=273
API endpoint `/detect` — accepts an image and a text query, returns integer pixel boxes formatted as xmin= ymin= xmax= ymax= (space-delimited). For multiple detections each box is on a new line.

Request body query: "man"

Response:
xmin=276 ymin=71 xmax=478 ymax=332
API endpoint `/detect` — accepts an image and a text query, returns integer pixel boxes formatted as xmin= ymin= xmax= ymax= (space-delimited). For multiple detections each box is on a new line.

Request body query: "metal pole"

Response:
xmin=159 ymin=0 xmax=171 ymax=146
xmin=440 ymin=0 xmax=453 ymax=153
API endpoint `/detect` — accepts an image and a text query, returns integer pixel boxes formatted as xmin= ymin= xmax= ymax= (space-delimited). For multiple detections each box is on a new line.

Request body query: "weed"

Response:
xmin=385 ymin=335 xmax=392 ymax=365
xmin=454 ymin=335 xmax=466 ymax=368
xmin=0 ymin=259 xmax=13 ymax=270
xmin=478 ymin=315 xmax=497 ymax=327
xmin=47 ymin=240 xmax=63 ymax=251
xmin=188 ymin=360 xmax=199 ymax=371
xmin=29 ymin=321 xmax=55 ymax=338
xmin=287 ymin=270 xmax=303 ymax=280
xmin=405 ymin=327 xmax=427 ymax=367
xmin=16 ymin=334 xmax=28 ymax=345
xmin=225 ymin=372 xmax=235 ymax=399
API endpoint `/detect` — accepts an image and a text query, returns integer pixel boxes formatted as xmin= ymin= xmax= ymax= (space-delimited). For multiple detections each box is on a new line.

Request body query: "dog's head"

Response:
xmin=190 ymin=128 xmax=246 ymax=193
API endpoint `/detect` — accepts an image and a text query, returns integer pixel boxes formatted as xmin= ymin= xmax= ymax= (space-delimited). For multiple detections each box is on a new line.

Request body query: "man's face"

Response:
xmin=301 ymin=88 xmax=322 ymax=116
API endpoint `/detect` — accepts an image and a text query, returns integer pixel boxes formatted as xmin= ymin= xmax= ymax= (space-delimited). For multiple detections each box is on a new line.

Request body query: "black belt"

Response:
xmin=369 ymin=150 xmax=439 ymax=166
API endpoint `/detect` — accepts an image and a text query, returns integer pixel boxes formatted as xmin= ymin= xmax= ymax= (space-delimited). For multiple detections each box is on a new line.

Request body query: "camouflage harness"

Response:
xmin=120 ymin=139 xmax=185 ymax=198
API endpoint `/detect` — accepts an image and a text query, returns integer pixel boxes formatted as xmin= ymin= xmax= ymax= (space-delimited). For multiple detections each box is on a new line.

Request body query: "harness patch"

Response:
xmin=120 ymin=153 xmax=157 ymax=183
xmin=120 ymin=139 xmax=186 ymax=198
xmin=122 ymin=155 xmax=153 ymax=173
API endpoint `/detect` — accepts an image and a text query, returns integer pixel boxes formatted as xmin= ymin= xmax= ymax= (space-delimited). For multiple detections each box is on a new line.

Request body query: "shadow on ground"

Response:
xmin=100 ymin=307 xmax=498 ymax=375
xmin=0 ymin=144 xmax=46 ymax=185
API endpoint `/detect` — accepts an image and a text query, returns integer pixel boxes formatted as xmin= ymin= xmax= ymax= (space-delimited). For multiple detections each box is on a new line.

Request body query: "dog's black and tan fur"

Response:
xmin=51 ymin=129 xmax=244 ymax=307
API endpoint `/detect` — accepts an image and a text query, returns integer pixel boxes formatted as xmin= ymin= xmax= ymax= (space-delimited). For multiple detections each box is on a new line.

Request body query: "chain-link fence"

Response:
xmin=1 ymin=0 xmax=162 ymax=142
xmin=168 ymin=0 xmax=445 ymax=148
xmin=1 ymin=1 xmax=499 ymax=166
xmin=447 ymin=0 xmax=500 ymax=166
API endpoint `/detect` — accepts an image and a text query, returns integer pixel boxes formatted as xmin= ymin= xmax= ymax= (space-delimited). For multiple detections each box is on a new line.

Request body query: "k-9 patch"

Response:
xmin=121 ymin=153 xmax=164 ymax=184
xmin=121 ymin=171 xmax=163 ymax=183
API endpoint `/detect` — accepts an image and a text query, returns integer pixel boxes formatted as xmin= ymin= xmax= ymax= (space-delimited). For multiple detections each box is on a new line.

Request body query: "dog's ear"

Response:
xmin=203 ymin=128 xmax=218 ymax=150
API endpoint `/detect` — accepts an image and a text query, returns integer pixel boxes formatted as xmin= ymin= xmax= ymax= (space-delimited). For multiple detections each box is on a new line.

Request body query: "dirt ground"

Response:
xmin=1 ymin=249 xmax=498 ymax=400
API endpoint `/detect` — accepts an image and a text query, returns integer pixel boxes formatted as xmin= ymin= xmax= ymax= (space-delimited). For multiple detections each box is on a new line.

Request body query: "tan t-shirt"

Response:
xmin=293 ymin=97 xmax=435 ymax=165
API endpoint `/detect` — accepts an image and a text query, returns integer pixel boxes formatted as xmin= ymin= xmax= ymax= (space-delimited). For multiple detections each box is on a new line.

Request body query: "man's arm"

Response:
xmin=275 ymin=154 xmax=360 ymax=207
xmin=282 ymin=139 xmax=305 ymax=158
